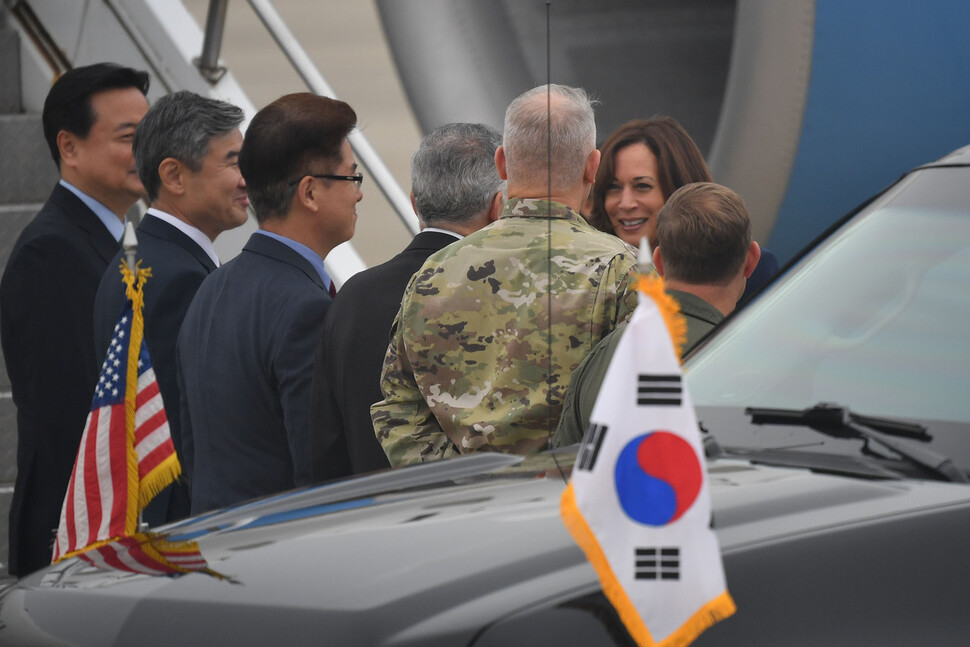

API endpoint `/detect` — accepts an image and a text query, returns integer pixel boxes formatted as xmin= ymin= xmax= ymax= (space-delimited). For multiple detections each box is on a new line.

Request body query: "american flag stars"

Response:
xmin=94 ymin=311 xmax=134 ymax=407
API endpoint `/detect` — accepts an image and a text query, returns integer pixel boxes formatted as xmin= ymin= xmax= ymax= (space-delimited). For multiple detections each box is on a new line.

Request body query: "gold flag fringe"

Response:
xmin=139 ymin=452 xmax=182 ymax=509
xmin=121 ymin=261 xmax=149 ymax=535
xmin=561 ymin=483 xmax=736 ymax=647
xmin=119 ymin=261 xmax=184 ymax=517
xmin=636 ymin=273 xmax=688 ymax=362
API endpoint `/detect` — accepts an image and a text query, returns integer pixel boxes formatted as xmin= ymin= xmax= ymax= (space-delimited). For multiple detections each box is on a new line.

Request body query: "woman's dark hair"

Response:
xmin=588 ymin=117 xmax=711 ymax=233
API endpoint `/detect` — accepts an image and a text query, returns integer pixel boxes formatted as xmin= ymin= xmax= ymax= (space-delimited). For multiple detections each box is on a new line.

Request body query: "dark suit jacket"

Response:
xmin=93 ymin=214 xmax=217 ymax=526
xmin=308 ymin=230 xmax=459 ymax=479
xmin=177 ymin=232 xmax=332 ymax=514
xmin=740 ymin=248 xmax=780 ymax=305
xmin=0 ymin=184 xmax=120 ymax=576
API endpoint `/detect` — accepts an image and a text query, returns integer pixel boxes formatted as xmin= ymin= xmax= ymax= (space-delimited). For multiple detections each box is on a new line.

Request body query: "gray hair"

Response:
xmin=134 ymin=90 xmax=244 ymax=202
xmin=411 ymin=123 xmax=504 ymax=226
xmin=502 ymin=84 xmax=597 ymax=192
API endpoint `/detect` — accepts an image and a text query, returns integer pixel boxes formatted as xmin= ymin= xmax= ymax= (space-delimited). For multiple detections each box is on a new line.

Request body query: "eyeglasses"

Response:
xmin=289 ymin=173 xmax=364 ymax=189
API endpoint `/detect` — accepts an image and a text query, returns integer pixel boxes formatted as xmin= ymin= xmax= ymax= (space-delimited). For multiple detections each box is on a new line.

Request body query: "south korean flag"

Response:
xmin=561 ymin=275 xmax=735 ymax=647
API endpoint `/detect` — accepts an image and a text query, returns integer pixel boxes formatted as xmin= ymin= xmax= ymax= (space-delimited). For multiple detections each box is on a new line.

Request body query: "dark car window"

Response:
xmin=685 ymin=166 xmax=970 ymax=470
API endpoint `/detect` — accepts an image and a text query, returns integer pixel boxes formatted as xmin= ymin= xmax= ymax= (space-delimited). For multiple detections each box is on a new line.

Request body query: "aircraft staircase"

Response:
xmin=0 ymin=23 xmax=59 ymax=584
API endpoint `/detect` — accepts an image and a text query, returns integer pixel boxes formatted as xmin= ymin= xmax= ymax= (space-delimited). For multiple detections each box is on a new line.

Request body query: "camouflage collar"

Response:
xmin=501 ymin=198 xmax=583 ymax=221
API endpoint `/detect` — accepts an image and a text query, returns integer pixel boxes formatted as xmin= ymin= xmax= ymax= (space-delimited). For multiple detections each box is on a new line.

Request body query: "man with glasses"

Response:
xmin=176 ymin=93 xmax=361 ymax=513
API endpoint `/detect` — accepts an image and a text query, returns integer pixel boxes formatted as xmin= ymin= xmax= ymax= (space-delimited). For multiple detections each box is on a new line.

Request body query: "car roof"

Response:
xmin=920 ymin=143 xmax=970 ymax=168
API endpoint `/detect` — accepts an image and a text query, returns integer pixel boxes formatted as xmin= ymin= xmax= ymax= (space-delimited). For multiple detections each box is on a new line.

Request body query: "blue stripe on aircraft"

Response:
xmin=768 ymin=0 xmax=970 ymax=261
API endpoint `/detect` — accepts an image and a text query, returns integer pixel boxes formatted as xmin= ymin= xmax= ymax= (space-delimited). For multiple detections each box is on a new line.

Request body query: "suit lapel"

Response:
xmin=243 ymin=233 xmax=327 ymax=290
xmin=49 ymin=184 xmax=121 ymax=264
xmin=139 ymin=216 xmax=218 ymax=272
xmin=405 ymin=230 xmax=460 ymax=255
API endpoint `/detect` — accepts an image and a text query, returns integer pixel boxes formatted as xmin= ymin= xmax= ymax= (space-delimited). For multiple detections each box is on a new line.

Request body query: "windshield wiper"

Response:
xmin=744 ymin=403 xmax=969 ymax=483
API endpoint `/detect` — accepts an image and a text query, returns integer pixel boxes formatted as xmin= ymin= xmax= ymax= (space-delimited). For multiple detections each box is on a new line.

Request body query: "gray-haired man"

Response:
xmin=308 ymin=122 xmax=505 ymax=478
xmin=373 ymin=85 xmax=640 ymax=466
xmin=93 ymin=90 xmax=248 ymax=524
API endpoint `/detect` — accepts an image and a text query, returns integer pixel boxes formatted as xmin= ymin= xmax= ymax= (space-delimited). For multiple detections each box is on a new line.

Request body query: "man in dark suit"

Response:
xmin=308 ymin=123 xmax=504 ymax=478
xmin=0 ymin=63 xmax=150 ymax=576
xmin=93 ymin=91 xmax=248 ymax=525
xmin=177 ymin=93 xmax=360 ymax=514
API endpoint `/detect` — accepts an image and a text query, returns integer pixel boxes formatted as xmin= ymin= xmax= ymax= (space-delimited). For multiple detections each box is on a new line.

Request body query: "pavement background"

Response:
xmin=182 ymin=0 xmax=421 ymax=267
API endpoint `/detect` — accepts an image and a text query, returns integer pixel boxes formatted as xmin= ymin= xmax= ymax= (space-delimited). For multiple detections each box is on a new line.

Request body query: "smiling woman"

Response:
xmin=588 ymin=117 xmax=711 ymax=249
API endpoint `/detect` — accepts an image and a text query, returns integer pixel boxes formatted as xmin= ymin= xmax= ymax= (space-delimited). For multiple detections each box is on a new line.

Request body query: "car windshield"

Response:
xmin=685 ymin=165 xmax=970 ymax=474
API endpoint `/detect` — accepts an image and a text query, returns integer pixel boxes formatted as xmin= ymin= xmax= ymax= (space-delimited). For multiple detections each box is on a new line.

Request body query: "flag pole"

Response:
xmin=637 ymin=236 xmax=652 ymax=275
xmin=122 ymin=222 xmax=149 ymax=532
xmin=123 ymin=222 xmax=138 ymax=274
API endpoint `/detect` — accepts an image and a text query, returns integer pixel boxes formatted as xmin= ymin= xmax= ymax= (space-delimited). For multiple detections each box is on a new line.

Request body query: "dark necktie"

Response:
xmin=329 ymin=281 xmax=337 ymax=299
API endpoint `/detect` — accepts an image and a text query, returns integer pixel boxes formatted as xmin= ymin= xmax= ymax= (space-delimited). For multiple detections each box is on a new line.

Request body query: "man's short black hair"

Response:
xmin=239 ymin=92 xmax=357 ymax=222
xmin=42 ymin=62 xmax=151 ymax=166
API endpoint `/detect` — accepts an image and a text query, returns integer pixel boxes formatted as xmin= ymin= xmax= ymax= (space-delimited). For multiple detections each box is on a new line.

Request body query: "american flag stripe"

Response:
xmin=134 ymin=370 xmax=170 ymax=480
xmin=121 ymin=544 xmax=173 ymax=575
xmin=105 ymin=403 xmax=129 ymax=540
xmin=92 ymin=406 xmax=114 ymax=543
xmin=80 ymin=543 xmax=167 ymax=576
xmin=82 ymin=409 xmax=106 ymax=547
xmin=167 ymin=554 xmax=208 ymax=569
xmin=134 ymin=372 xmax=162 ymax=417
xmin=62 ymin=413 xmax=87 ymax=557
xmin=75 ymin=535 xmax=211 ymax=576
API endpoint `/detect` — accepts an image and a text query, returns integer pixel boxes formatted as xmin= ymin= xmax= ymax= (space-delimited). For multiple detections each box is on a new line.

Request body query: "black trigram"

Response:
xmin=635 ymin=547 xmax=680 ymax=580
xmin=637 ymin=374 xmax=682 ymax=406
xmin=577 ymin=423 xmax=607 ymax=471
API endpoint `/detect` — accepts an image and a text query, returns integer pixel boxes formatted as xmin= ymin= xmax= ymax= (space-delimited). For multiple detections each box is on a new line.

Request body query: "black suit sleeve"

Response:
xmin=273 ymin=295 xmax=346 ymax=487
xmin=176 ymin=349 xmax=194 ymax=485
xmin=3 ymin=233 xmax=102 ymax=435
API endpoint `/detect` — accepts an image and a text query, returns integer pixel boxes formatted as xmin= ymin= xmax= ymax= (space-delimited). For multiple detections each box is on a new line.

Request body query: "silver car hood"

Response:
xmin=3 ymin=454 xmax=970 ymax=646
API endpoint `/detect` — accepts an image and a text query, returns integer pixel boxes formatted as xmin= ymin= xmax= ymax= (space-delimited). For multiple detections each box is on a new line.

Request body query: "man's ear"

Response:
xmin=158 ymin=158 xmax=183 ymax=196
xmin=411 ymin=191 xmax=428 ymax=230
xmin=487 ymin=191 xmax=504 ymax=223
xmin=652 ymin=246 xmax=665 ymax=277
xmin=495 ymin=146 xmax=508 ymax=180
xmin=295 ymin=176 xmax=319 ymax=213
xmin=583 ymin=149 xmax=601 ymax=185
xmin=56 ymin=130 xmax=78 ymax=168
xmin=743 ymin=241 xmax=762 ymax=278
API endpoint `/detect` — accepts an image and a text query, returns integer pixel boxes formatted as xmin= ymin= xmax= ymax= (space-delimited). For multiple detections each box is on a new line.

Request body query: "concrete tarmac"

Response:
xmin=182 ymin=0 xmax=421 ymax=268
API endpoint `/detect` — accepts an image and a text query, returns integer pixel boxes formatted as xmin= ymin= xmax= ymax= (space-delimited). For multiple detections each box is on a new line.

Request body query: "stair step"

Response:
xmin=0 ymin=397 xmax=15 ymax=484
xmin=0 ymin=114 xmax=58 ymax=203
xmin=0 ymin=487 xmax=12 ymax=581
xmin=0 ymin=29 xmax=20 ymax=115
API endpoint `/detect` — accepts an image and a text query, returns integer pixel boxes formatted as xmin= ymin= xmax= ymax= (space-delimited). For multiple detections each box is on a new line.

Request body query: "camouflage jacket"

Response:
xmin=372 ymin=198 xmax=639 ymax=466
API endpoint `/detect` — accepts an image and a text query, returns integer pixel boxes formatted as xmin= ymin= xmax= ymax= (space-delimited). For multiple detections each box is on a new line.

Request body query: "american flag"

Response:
xmin=53 ymin=267 xmax=180 ymax=563
xmin=74 ymin=531 xmax=230 ymax=581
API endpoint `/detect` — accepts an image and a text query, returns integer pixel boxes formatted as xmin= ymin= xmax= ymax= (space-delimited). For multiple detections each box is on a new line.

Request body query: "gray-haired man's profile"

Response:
xmin=93 ymin=89 xmax=248 ymax=525
xmin=308 ymin=122 xmax=505 ymax=478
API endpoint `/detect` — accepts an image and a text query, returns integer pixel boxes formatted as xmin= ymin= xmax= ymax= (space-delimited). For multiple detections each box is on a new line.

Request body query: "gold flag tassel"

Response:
xmin=636 ymin=272 xmax=688 ymax=362
xmin=119 ymin=261 xmax=182 ymax=526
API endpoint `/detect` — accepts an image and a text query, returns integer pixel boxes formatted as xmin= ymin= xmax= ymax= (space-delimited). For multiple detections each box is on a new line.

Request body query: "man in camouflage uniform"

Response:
xmin=372 ymin=84 xmax=639 ymax=466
